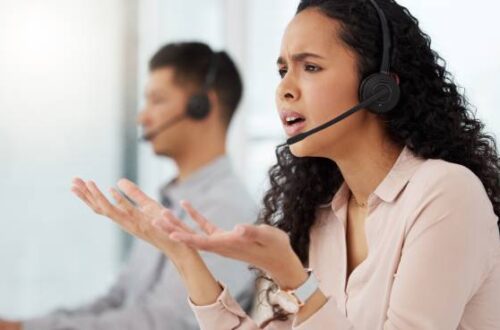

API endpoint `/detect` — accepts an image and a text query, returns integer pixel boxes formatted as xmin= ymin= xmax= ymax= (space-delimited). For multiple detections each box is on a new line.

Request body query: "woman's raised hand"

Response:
xmin=71 ymin=178 xmax=194 ymax=259
xmin=158 ymin=201 xmax=308 ymax=290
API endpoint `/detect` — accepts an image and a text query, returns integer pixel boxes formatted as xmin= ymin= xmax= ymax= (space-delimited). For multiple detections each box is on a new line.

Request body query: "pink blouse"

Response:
xmin=189 ymin=147 xmax=500 ymax=329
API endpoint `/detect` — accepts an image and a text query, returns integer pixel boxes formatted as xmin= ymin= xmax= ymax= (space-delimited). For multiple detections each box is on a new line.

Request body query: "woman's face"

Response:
xmin=276 ymin=8 xmax=368 ymax=159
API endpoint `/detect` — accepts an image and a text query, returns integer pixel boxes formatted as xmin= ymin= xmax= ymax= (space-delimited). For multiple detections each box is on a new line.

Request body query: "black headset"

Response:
xmin=359 ymin=0 xmax=400 ymax=114
xmin=185 ymin=51 xmax=220 ymax=120
xmin=287 ymin=0 xmax=400 ymax=145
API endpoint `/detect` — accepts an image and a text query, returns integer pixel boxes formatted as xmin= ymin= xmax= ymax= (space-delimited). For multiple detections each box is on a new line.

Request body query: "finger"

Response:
xmin=76 ymin=183 xmax=135 ymax=235
xmin=72 ymin=177 xmax=86 ymax=189
xmin=110 ymin=187 xmax=135 ymax=211
xmin=109 ymin=187 xmax=155 ymax=235
xmin=162 ymin=210 xmax=196 ymax=234
xmin=73 ymin=178 xmax=96 ymax=205
xmin=180 ymin=200 xmax=218 ymax=235
xmin=86 ymin=181 xmax=118 ymax=217
xmin=105 ymin=188 xmax=146 ymax=234
xmin=117 ymin=178 xmax=155 ymax=207
xmin=152 ymin=217 xmax=178 ymax=235
xmin=71 ymin=186 xmax=98 ymax=211
xmin=109 ymin=188 xmax=136 ymax=219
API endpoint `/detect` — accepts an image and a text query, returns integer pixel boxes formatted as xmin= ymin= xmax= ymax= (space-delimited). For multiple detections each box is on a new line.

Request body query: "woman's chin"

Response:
xmin=288 ymin=135 xmax=334 ymax=159
xmin=289 ymin=141 xmax=313 ymax=158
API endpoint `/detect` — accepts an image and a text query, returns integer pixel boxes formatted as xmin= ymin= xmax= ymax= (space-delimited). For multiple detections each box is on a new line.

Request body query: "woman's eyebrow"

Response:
xmin=277 ymin=52 xmax=325 ymax=65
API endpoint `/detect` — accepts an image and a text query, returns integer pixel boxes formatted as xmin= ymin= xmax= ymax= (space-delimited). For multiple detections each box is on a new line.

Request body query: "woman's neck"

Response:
xmin=334 ymin=139 xmax=404 ymax=206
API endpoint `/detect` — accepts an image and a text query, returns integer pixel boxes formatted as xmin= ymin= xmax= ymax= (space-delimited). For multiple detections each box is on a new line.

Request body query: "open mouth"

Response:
xmin=280 ymin=111 xmax=307 ymax=136
xmin=284 ymin=115 xmax=305 ymax=126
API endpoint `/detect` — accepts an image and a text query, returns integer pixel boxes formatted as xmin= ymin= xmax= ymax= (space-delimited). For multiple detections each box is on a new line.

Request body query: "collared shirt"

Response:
xmin=24 ymin=155 xmax=258 ymax=330
xmin=190 ymin=147 xmax=500 ymax=330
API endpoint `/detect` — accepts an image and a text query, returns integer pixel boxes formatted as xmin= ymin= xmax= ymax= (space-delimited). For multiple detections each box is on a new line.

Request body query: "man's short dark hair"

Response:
xmin=149 ymin=42 xmax=243 ymax=126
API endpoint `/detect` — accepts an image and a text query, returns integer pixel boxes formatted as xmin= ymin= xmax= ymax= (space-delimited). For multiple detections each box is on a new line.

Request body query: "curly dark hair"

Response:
xmin=256 ymin=0 xmax=500 ymax=325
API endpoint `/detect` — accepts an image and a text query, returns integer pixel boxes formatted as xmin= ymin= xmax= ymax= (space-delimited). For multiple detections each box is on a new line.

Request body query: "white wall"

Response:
xmin=398 ymin=0 xmax=500 ymax=133
xmin=0 ymin=0 xmax=130 ymax=317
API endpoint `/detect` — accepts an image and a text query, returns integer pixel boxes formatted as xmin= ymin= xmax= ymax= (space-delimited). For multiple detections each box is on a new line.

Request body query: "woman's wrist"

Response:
xmin=272 ymin=253 xmax=308 ymax=291
xmin=171 ymin=249 xmax=202 ymax=275
xmin=171 ymin=250 xmax=223 ymax=306
xmin=166 ymin=245 xmax=198 ymax=265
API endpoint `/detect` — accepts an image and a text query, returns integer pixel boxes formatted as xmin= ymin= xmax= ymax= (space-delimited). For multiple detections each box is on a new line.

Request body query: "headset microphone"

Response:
xmin=140 ymin=113 xmax=186 ymax=141
xmin=287 ymin=0 xmax=400 ymax=146
xmin=286 ymin=89 xmax=388 ymax=145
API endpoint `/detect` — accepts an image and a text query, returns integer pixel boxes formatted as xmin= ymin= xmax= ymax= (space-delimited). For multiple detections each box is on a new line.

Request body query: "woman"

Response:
xmin=73 ymin=0 xmax=500 ymax=328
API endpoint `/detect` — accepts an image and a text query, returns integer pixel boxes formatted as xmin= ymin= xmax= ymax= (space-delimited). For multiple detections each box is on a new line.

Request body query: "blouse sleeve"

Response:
xmin=189 ymin=283 xmax=292 ymax=330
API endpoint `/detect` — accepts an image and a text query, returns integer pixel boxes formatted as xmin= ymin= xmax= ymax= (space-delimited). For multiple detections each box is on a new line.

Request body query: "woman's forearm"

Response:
xmin=171 ymin=251 xmax=222 ymax=306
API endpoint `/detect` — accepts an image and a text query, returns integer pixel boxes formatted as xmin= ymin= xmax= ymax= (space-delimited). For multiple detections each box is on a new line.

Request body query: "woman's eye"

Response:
xmin=304 ymin=64 xmax=321 ymax=72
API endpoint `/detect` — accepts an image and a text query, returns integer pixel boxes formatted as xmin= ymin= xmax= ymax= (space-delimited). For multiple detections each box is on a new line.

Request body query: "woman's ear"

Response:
xmin=390 ymin=72 xmax=400 ymax=85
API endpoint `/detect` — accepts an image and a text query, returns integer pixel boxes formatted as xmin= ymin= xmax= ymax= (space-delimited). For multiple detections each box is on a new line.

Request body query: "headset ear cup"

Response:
xmin=186 ymin=94 xmax=211 ymax=120
xmin=359 ymin=73 xmax=400 ymax=114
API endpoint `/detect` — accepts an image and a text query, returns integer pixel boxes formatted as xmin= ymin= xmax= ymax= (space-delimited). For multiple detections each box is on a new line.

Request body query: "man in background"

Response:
xmin=0 ymin=41 xmax=256 ymax=330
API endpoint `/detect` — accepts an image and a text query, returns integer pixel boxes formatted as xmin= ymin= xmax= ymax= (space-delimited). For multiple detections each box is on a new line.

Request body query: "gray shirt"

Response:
xmin=24 ymin=156 xmax=258 ymax=330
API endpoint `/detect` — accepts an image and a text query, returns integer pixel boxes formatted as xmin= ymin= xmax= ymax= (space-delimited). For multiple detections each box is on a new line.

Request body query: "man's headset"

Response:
xmin=287 ymin=0 xmax=400 ymax=145
xmin=141 ymin=52 xmax=220 ymax=141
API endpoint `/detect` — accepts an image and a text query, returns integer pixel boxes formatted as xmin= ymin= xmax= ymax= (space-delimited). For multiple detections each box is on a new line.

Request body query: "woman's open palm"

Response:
xmin=71 ymin=178 xmax=193 ymax=258
xmin=159 ymin=201 xmax=304 ymax=285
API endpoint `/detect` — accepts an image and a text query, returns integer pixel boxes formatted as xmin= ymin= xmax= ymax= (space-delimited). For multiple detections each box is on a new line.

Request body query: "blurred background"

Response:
xmin=0 ymin=0 xmax=498 ymax=318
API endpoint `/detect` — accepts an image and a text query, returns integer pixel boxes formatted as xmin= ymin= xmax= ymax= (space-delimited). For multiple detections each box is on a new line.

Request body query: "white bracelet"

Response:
xmin=273 ymin=268 xmax=319 ymax=314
